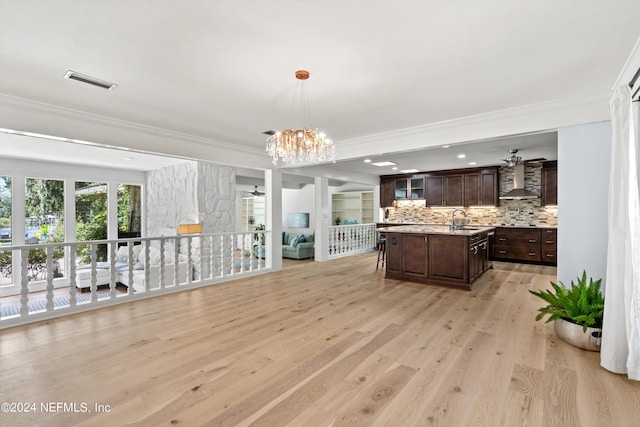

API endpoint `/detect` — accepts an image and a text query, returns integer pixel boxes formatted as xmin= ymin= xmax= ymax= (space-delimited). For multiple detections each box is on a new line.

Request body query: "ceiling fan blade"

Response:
xmin=523 ymin=157 xmax=547 ymax=163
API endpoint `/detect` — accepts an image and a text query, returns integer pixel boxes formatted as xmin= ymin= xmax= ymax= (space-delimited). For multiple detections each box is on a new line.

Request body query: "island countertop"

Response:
xmin=377 ymin=224 xmax=495 ymax=236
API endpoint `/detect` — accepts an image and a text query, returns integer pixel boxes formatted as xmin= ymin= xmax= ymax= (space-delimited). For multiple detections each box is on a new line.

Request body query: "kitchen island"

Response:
xmin=379 ymin=224 xmax=495 ymax=289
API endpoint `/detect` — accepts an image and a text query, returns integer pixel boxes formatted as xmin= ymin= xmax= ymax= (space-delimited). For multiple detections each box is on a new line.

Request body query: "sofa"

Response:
xmin=255 ymin=231 xmax=315 ymax=260
xmin=75 ymin=245 xmax=189 ymax=292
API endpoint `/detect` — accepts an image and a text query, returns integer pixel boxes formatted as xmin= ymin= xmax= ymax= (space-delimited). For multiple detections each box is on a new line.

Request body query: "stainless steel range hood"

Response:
xmin=499 ymin=163 xmax=539 ymax=199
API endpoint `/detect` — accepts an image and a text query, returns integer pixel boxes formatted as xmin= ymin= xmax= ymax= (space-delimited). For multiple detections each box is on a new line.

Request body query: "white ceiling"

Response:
xmin=0 ymin=1 xmax=638 ymax=181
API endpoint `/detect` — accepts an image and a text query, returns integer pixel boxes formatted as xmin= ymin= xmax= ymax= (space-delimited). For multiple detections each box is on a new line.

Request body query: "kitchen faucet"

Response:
xmin=451 ymin=209 xmax=467 ymax=230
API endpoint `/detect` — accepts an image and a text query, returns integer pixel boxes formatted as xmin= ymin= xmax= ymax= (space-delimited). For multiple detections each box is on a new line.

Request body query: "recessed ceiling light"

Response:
xmin=442 ymin=145 xmax=450 ymax=148
xmin=457 ymin=154 xmax=466 ymax=159
xmin=363 ymin=159 xmax=372 ymax=163
xmin=392 ymin=167 xmax=398 ymax=170
xmin=401 ymin=169 xmax=420 ymax=173
xmin=371 ymin=161 xmax=397 ymax=167
xmin=123 ymin=157 xmax=133 ymax=161
xmin=468 ymin=161 xmax=477 ymax=166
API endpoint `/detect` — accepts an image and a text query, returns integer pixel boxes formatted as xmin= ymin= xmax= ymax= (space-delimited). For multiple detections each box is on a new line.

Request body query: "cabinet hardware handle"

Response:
xmin=498 ymin=238 xmax=506 ymax=241
xmin=529 ymin=252 xmax=536 ymax=256
xmin=499 ymin=250 xmax=506 ymax=254
xmin=528 ymin=239 xmax=537 ymax=243
xmin=546 ymin=240 xmax=554 ymax=243
xmin=546 ymin=254 xmax=554 ymax=257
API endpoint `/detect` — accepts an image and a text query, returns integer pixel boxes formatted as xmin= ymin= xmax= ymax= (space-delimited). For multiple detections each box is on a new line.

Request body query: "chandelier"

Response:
xmin=266 ymin=70 xmax=336 ymax=166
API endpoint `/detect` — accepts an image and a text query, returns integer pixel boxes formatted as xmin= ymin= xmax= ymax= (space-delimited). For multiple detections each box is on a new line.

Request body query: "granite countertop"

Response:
xmin=378 ymin=222 xmax=557 ymax=230
xmin=377 ymin=224 xmax=495 ymax=236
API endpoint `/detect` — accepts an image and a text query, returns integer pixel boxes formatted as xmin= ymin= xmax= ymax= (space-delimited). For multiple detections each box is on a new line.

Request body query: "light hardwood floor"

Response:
xmin=1 ymin=253 xmax=638 ymax=426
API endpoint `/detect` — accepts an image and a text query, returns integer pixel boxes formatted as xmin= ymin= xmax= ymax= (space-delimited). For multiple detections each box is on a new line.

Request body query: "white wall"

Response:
xmin=282 ymin=185 xmax=316 ymax=234
xmin=558 ymin=120 xmax=611 ymax=287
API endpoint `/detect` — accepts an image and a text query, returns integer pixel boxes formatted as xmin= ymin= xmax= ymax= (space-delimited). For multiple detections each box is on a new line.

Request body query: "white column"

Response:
xmin=107 ymin=181 xmax=118 ymax=240
xmin=64 ymin=178 xmax=76 ymax=280
xmin=11 ymin=174 xmax=26 ymax=290
xmin=314 ymin=176 xmax=329 ymax=261
xmin=373 ymin=184 xmax=381 ymax=223
xmin=64 ymin=179 xmax=76 ymax=242
xmin=265 ymin=169 xmax=283 ymax=271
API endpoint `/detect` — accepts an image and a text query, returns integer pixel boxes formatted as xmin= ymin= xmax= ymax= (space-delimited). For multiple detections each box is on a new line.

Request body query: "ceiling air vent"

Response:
xmin=63 ymin=70 xmax=117 ymax=90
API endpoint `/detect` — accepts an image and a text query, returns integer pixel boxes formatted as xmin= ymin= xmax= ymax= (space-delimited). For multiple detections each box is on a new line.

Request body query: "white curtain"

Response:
xmin=601 ymin=84 xmax=640 ymax=380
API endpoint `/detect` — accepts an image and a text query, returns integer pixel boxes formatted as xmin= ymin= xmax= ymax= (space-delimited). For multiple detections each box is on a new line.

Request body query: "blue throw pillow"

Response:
xmin=297 ymin=234 xmax=306 ymax=244
xmin=282 ymin=231 xmax=286 ymax=245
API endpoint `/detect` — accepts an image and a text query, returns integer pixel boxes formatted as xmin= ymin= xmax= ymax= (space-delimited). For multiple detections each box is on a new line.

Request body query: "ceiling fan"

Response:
xmin=248 ymin=185 xmax=265 ymax=196
xmin=501 ymin=149 xmax=546 ymax=167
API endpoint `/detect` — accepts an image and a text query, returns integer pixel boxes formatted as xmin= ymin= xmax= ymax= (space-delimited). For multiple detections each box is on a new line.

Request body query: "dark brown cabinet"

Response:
xmin=541 ymin=228 xmax=557 ymax=264
xmin=385 ymin=229 xmax=492 ymax=288
xmin=428 ymin=234 xmax=468 ymax=283
xmin=469 ymin=232 xmax=489 ymax=283
xmin=426 ymin=176 xmax=444 ymax=206
xmin=380 ymin=179 xmax=395 ymax=207
xmin=491 ymin=227 xmax=557 ymax=265
xmin=493 ymin=227 xmax=541 ymax=262
xmin=541 ymin=161 xmax=557 ymax=206
xmin=444 ymin=175 xmax=464 ymax=206
xmin=386 ymin=233 xmax=403 ymax=275
xmin=464 ymin=173 xmax=480 ymax=206
xmin=394 ymin=176 xmax=425 ymax=201
xmin=403 ymin=233 xmax=428 ymax=278
xmin=479 ymin=169 xmax=498 ymax=205
xmin=380 ymin=167 xmax=498 ymax=208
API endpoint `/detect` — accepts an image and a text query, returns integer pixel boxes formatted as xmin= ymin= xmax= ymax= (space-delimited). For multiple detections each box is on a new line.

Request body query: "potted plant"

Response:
xmin=335 ymin=216 xmax=341 ymax=226
xmin=529 ymin=271 xmax=604 ymax=351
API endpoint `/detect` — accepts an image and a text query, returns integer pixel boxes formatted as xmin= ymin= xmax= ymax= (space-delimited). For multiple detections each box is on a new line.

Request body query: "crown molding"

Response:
xmin=0 ymin=94 xmax=274 ymax=170
xmin=336 ymin=90 xmax=612 ymax=160
xmin=613 ymin=36 xmax=640 ymax=89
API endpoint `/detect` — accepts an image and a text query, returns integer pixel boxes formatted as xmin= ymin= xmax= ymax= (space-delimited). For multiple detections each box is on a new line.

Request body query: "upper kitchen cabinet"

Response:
xmin=428 ymin=168 xmax=498 ymax=207
xmin=444 ymin=174 xmax=464 ymax=206
xmin=394 ymin=176 xmax=425 ymax=200
xmin=541 ymin=161 xmax=557 ymax=206
xmin=425 ymin=176 xmax=443 ymax=206
xmin=380 ymin=178 xmax=395 ymax=207
xmin=379 ymin=166 xmax=498 ymax=208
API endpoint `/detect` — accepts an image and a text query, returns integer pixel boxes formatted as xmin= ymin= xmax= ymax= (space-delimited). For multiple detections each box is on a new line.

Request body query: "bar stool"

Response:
xmin=376 ymin=231 xmax=386 ymax=270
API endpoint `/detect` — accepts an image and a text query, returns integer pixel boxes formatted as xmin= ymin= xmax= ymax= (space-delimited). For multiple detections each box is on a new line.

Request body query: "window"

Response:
xmin=75 ymin=181 xmax=108 ymax=263
xmin=0 ymin=176 xmax=11 ymax=285
xmin=118 ymin=184 xmax=142 ymax=238
xmin=25 ymin=178 xmax=65 ymax=281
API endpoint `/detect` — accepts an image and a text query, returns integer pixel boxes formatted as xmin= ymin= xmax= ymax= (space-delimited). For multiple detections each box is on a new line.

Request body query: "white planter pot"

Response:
xmin=554 ymin=318 xmax=602 ymax=352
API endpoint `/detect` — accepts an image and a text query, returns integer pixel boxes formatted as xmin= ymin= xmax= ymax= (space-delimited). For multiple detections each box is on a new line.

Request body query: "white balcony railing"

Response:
xmin=0 ymin=231 xmax=269 ymax=329
xmin=328 ymin=223 xmax=377 ymax=258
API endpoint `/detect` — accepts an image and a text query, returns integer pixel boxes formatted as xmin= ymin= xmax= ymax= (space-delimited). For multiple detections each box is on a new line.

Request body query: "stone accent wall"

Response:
xmin=145 ymin=160 xmax=236 ymax=278
xmin=386 ymin=164 xmax=558 ymax=227
xmin=146 ymin=160 xmax=236 ymax=236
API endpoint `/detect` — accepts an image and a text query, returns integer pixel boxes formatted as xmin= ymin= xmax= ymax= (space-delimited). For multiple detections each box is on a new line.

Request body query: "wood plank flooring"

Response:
xmin=1 ymin=253 xmax=638 ymax=426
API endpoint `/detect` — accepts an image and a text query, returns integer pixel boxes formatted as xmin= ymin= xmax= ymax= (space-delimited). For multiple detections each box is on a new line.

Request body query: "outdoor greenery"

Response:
xmin=529 ymin=271 xmax=605 ymax=332
xmin=0 ymin=178 xmax=142 ymax=281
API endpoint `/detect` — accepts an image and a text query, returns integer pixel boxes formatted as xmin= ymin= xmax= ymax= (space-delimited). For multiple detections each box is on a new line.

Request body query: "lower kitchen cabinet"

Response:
xmin=403 ymin=233 xmax=428 ymax=277
xmin=541 ymin=228 xmax=557 ymax=264
xmin=385 ymin=229 xmax=491 ymax=288
xmin=491 ymin=227 xmax=557 ymax=265
xmin=428 ymin=234 xmax=468 ymax=283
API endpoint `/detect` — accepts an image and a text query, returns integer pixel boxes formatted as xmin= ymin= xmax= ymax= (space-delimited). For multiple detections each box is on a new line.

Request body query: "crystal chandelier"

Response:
xmin=266 ymin=70 xmax=336 ymax=166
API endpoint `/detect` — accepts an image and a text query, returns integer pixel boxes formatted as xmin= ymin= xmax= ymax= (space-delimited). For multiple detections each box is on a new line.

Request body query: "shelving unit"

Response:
xmin=241 ymin=196 xmax=265 ymax=232
xmin=331 ymin=191 xmax=374 ymax=225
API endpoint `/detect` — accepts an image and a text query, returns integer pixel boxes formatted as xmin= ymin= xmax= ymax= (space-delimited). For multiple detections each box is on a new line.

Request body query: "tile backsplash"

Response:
xmin=384 ymin=164 xmax=558 ymax=227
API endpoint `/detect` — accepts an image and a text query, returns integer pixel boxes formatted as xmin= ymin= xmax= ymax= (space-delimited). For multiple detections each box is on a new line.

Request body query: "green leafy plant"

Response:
xmin=529 ymin=271 xmax=604 ymax=332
